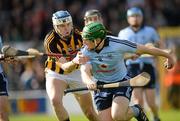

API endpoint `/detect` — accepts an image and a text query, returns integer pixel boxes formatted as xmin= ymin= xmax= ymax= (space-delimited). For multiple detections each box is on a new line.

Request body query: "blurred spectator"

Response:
xmin=161 ymin=0 xmax=180 ymax=26
xmin=20 ymin=58 xmax=35 ymax=90
xmin=165 ymin=41 xmax=180 ymax=109
xmin=0 ymin=35 xmax=10 ymax=121
xmin=0 ymin=0 xmax=180 ymax=43
xmin=4 ymin=43 xmax=46 ymax=91
xmin=20 ymin=58 xmax=45 ymax=90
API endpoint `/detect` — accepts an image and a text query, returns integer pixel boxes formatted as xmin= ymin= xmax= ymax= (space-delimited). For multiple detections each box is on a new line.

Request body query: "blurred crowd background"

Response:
xmin=1 ymin=0 xmax=180 ymax=42
xmin=0 ymin=0 xmax=180 ymax=109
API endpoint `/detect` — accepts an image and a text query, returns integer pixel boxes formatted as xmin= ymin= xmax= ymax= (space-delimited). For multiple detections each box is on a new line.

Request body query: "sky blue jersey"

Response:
xmin=118 ymin=26 xmax=160 ymax=65
xmin=81 ymin=36 xmax=137 ymax=83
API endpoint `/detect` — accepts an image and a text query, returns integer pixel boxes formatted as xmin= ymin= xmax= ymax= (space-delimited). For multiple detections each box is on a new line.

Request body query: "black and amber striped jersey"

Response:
xmin=44 ymin=29 xmax=83 ymax=74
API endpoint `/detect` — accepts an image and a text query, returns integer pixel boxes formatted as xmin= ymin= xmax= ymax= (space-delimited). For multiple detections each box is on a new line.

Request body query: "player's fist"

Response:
xmin=164 ymin=57 xmax=175 ymax=69
xmin=72 ymin=52 xmax=89 ymax=64
xmin=27 ymin=48 xmax=40 ymax=56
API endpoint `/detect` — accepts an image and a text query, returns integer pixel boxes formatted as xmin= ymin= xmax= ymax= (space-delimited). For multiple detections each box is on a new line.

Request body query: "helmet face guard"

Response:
xmin=84 ymin=9 xmax=101 ymax=19
xmin=84 ymin=9 xmax=102 ymax=25
xmin=52 ymin=11 xmax=73 ymax=25
xmin=82 ymin=22 xmax=106 ymax=41
xmin=52 ymin=10 xmax=73 ymax=38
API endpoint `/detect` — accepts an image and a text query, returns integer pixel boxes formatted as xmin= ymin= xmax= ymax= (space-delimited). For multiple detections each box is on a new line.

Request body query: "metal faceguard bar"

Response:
xmin=84 ymin=14 xmax=100 ymax=20
xmin=53 ymin=16 xmax=72 ymax=25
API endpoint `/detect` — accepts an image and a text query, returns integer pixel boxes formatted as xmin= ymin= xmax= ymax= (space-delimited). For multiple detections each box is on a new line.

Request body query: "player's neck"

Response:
xmin=131 ymin=26 xmax=141 ymax=32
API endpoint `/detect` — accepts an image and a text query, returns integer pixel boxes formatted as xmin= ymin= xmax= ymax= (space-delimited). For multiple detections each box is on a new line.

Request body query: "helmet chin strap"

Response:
xmin=93 ymin=39 xmax=104 ymax=52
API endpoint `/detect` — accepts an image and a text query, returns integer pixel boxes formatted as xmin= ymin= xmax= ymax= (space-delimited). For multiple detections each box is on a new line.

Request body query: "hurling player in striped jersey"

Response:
xmin=44 ymin=10 xmax=99 ymax=121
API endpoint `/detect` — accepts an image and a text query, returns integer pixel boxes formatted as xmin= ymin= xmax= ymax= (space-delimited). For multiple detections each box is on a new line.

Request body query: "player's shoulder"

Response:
xmin=44 ymin=29 xmax=56 ymax=42
xmin=107 ymin=36 xmax=122 ymax=44
xmin=43 ymin=29 xmax=58 ymax=48
xmin=107 ymin=35 xmax=125 ymax=42
xmin=120 ymin=27 xmax=131 ymax=32
xmin=107 ymin=36 xmax=136 ymax=47
xmin=107 ymin=35 xmax=119 ymax=40
xmin=144 ymin=26 xmax=157 ymax=32
xmin=118 ymin=27 xmax=132 ymax=35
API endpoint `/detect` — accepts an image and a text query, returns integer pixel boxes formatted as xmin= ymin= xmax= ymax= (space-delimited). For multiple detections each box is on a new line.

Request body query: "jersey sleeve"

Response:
xmin=117 ymin=39 xmax=137 ymax=53
xmin=151 ymin=28 xmax=160 ymax=43
xmin=80 ymin=46 xmax=92 ymax=64
xmin=80 ymin=46 xmax=88 ymax=56
xmin=43 ymin=31 xmax=59 ymax=54
xmin=109 ymin=36 xmax=137 ymax=53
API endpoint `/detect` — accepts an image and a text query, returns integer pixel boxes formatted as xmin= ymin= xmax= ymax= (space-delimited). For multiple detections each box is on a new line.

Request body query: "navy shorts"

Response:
xmin=0 ymin=72 xmax=8 ymax=96
xmin=127 ymin=63 xmax=156 ymax=88
xmin=94 ymin=75 xmax=133 ymax=111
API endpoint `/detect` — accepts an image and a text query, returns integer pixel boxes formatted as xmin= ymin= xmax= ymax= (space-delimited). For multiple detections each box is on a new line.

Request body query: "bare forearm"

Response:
xmin=81 ymin=72 xmax=93 ymax=85
xmin=58 ymin=60 xmax=77 ymax=71
xmin=136 ymin=44 xmax=171 ymax=59
xmin=81 ymin=64 xmax=93 ymax=84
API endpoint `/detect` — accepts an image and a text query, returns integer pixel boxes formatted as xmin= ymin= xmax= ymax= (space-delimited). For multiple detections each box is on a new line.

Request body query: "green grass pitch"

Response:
xmin=10 ymin=109 xmax=180 ymax=121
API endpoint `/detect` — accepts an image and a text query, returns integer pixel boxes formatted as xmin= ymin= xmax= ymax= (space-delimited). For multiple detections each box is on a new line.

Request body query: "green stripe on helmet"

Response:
xmin=82 ymin=22 xmax=106 ymax=41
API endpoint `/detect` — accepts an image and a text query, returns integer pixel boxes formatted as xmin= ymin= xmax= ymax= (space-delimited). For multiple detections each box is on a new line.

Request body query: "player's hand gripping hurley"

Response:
xmin=64 ymin=72 xmax=150 ymax=95
xmin=0 ymin=45 xmax=76 ymax=61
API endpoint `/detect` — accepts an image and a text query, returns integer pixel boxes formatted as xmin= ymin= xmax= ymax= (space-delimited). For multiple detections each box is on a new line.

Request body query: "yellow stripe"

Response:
xmin=64 ymin=71 xmax=69 ymax=74
xmin=47 ymin=60 xmax=52 ymax=69
xmin=44 ymin=32 xmax=54 ymax=52
xmin=55 ymin=67 xmax=60 ymax=73
xmin=47 ymin=32 xmax=54 ymax=42
xmin=45 ymin=32 xmax=54 ymax=49
xmin=78 ymin=39 xmax=82 ymax=47
xmin=70 ymin=35 xmax=75 ymax=51
xmin=46 ymin=37 xmax=54 ymax=52
xmin=55 ymin=62 xmax=60 ymax=73
xmin=60 ymin=40 xmax=69 ymax=54
xmin=57 ymin=44 xmax=62 ymax=53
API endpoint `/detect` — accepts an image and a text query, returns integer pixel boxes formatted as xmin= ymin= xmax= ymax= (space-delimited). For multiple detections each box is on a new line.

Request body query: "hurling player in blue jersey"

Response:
xmin=79 ymin=22 xmax=174 ymax=121
xmin=0 ymin=36 xmax=9 ymax=121
xmin=118 ymin=7 xmax=161 ymax=121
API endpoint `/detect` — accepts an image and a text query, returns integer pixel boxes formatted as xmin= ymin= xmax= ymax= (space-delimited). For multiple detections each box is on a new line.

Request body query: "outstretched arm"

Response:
xmin=136 ymin=44 xmax=175 ymax=69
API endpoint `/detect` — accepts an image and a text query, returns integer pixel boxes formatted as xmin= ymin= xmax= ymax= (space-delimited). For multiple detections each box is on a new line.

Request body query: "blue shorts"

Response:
xmin=0 ymin=72 xmax=8 ymax=96
xmin=127 ymin=63 xmax=156 ymax=88
xmin=94 ymin=75 xmax=133 ymax=111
